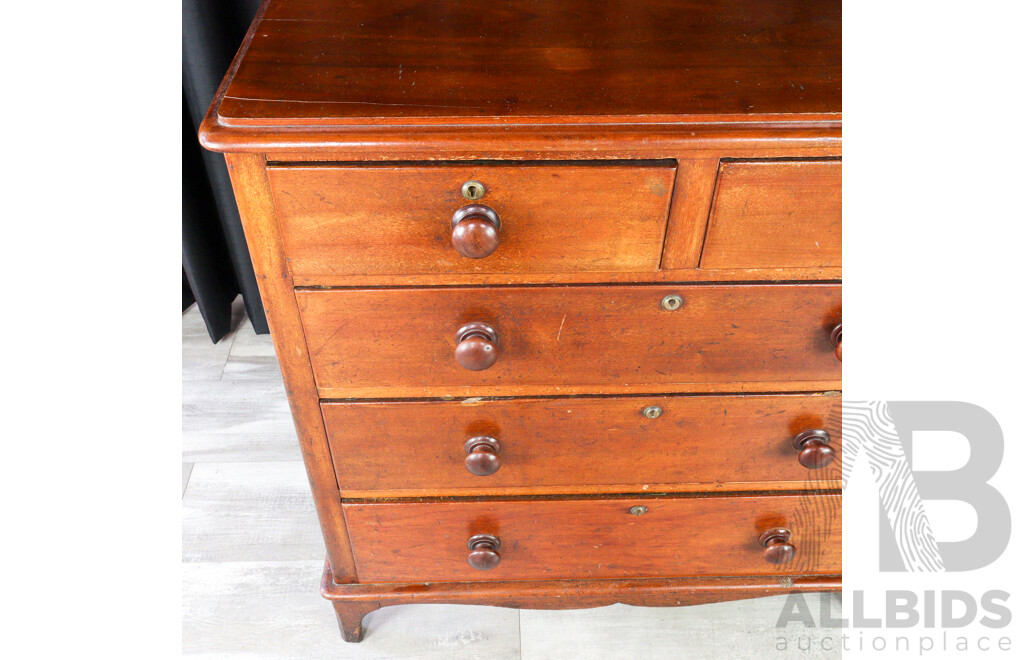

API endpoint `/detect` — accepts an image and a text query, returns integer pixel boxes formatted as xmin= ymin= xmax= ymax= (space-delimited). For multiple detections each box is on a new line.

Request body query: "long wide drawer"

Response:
xmin=343 ymin=494 xmax=842 ymax=583
xmin=267 ymin=162 xmax=675 ymax=277
xmin=297 ymin=284 xmax=841 ymax=398
xmin=322 ymin=393 xmax=841 ymax=497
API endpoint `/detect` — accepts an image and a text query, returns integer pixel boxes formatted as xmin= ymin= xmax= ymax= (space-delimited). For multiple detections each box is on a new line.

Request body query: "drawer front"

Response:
xmin=700 ymin=160 xmax=841 ymax=269
xmin=297 ymin=284 xmax=842 ymax=398
xmin=323 ymin=394 xmax=841 ymax=496
xmin=343 ymin=494 xmax=841 ymax=582
xmin=267 ymin=163 xmax=675 ymax=277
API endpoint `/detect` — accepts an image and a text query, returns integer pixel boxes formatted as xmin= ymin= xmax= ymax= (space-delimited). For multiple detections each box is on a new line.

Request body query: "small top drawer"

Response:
xmin=267 ymin=162 xmax=675 ymax=278
xmin=700 ymin=160 xmax=841 ymax=269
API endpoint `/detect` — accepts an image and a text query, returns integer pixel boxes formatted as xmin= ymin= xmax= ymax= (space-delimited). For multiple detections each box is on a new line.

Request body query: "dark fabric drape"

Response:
xmin=183 ymin=267 xmax=196 ymax=312
xmin=183 ymin=0 xmax=268 ymax=341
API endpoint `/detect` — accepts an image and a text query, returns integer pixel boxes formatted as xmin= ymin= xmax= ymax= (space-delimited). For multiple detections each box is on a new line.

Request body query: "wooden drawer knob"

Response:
xmin=793 ymin=429 xmax=835 ymax=469
xmin=759 ymin=528 xmax=795 ymax=565
xmin=465 ymin=436 xmax=501 ymax=476
xmin=830 ymin=322 xmax=842 ymax=361
xmin=451 ymin=204 xmax=501 ymax=259
xmin=467 ymin=533 xmax=501 ymax=570
xmin=455 ymin=322 xmax=498 ymax=371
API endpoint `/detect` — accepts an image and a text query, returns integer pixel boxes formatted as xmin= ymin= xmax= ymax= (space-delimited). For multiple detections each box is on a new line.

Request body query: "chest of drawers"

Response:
xmin=200 ymin=0 xmax=842 ymax=642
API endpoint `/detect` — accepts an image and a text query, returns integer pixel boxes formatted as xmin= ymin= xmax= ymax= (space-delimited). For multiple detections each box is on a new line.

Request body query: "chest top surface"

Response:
xmin=203 ymin=0 xmax=840 ymax=147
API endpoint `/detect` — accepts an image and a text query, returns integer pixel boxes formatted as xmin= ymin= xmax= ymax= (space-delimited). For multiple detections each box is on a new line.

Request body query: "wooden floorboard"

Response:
xmin=182 ymin=377 xmax=300 ymax=462
xmin=183 ymin=561 xmax=522 ymax=658
xmin=182 ymin=462 xmax=193 ymax=498
xmin=181 ymin=299 xmax=244 ymax=381
xmin=183 ymin=460 xmax=325 ymax=563
xmin=519 ymin=595 xmax=841 ymax=659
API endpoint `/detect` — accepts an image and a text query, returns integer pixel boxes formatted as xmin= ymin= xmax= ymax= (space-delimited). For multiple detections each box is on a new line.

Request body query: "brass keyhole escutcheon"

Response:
xmin=462 ymin=180 xmax=486 ymax=200
xmin=642 ymin=406 xmax=662 ymax=419
xmin=661 ymin=294 xmax=683 ymax=311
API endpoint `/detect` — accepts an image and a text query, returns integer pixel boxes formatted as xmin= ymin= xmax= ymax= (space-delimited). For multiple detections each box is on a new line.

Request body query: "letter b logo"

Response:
xmin=843 ymin=401 xmax=1010 ymax=571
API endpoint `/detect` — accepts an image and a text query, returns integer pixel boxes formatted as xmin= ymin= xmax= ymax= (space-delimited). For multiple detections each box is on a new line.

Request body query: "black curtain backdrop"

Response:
xmin=183 ymin=0 xmax=268 ymax=341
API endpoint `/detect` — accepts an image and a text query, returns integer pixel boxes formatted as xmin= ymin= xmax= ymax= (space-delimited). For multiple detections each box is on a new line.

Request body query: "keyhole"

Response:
xmin=642 ymin=406 xmax=663 ymax=419
xmin=462 ymin=181 xmax=486 ymax=200
xmin=661 ymin=295 xmax=683 ymax=311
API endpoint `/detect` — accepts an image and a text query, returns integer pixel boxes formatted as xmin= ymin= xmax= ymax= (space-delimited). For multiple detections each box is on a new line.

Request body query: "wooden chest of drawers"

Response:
xmin=201 ymin=0 xmax=841 ymax=642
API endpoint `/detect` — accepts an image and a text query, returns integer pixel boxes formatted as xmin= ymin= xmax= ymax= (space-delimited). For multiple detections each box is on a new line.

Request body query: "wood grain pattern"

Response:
xmin=183 ymin=561 xmax=522 ymax=657
xmin=181 ymin=299 xmax=237 ymax=380
xmin=202 ymin=122 xmax=841 ymax=157
xmin=182 ymin=463 xmax=194 ymax=498
xmin=321 ymin=394 xmax=842 ymax=497
xmin=701 ymin=160 xmax=842 ymax=269
xmin=267 ymin=163 xmax=675 ymax=277
xmin=224 ymin=153 xmax=358 ymax=583
xmin=182 ymin=461 xmax=325 ymax=563
xmin=321 ymin=560 xmax=839 ymax=645
xmin=342 ymin=494 xmax=841 ymax=582
xmin=198 ymin=0 xmax=843 ymax=642
xmin=297 ymin=284 xmax=842 ymax=398
xmin=288 ymin=266 xmax=843 ymax=288
xmin=182 ymin=370 xmax=299 ymax=463
xmin=218 ymin=0 xmax=840 ymax=125
xmin=321 ymin=567 xmax=843 ymax=609
xmin=199 ymin=0 xmax=841 ymax=155
xmin=660 ymin=159 xmax=722 ymax=270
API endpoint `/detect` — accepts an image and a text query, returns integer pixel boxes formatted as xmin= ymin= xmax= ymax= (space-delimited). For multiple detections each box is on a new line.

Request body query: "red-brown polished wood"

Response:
xmin=222 ymin=153 xmax=359 ymax=583
xmin=216 ymin=0 xmax=840 ymax=127
xmin=297 ymin=284 xmax=842 ymax=398
xmin=266 ymin=163 xmax=675 ymax=277
xmin=794 ymin=429 xmax=837 ymax=470
xmin=463 ymin=437 xmax=502 ymax=477
xmin=342 ymin=493 xmax=841 ymax=583
xmin=322 ymin=563 xmax=841 ymax=643
xmin=199 ymin=0 xmax=843 ymax=643
xmin=289 ymin=266 xmax=844 ymax=288
xmin=321 ymin=394 xmax=842 ymax=497
xmin=466 ymin=534 xmax=502 ymax=570
xmin=759 ymin=528 xmax=796 ymax=565
xmin=701 ymin=160 xmax=842 ymax=269
xmin=453 ymin=322 xmax=499 ymax=371
xmin=451 ymin=205 xmax=501 ymax=259
xmin=198 ymin=0 xmax=841 ymax=155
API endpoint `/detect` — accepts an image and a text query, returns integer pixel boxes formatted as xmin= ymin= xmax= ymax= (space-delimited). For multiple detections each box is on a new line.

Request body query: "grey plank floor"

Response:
xmin=183 ymin=298 xmax=840 ymax=658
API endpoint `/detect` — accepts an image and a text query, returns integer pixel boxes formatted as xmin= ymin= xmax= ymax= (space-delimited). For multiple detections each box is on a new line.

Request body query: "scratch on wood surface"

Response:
xmin=556 ymin=314 xmax=567 ymax=341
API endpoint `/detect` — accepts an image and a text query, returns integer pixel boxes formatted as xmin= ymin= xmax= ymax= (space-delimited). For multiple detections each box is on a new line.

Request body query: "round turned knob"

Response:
xmin=465 ymin=436 xmax=501 ymax=476
xmin=455 ymin=322 xmax=498 ymax=371
xmin=467 ymin=533 xmax=501 ymax=570
xmin=830 ymin=322 xmax=842 ymax=361
xmin=760 ymin=528 xmax=796 ymax=565
xmin=793 ymin=429 xmax=836 ymax=469
xmin=451 ymin=205 xmax=501 ymax=259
